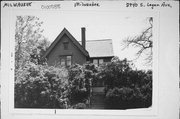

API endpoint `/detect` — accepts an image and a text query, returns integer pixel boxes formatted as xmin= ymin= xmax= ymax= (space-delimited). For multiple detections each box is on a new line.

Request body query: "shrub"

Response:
xmin=73 ymin=103 xmax=87 ymax=109
xmin=98 ymin=58 xmax=133 ymax=89
xmin=105 ymin=87 xmax=134 ymax=109
xmin=105 ymin=86 xmax=152 ymax=109
xmin=15 ymin=62 xmax=97 ymax=109
xmin=15 ymin=62 xmax=69 ymax=108
xmin=68 ymin=63 xmax=97 ymax=105
xmin=98 ymin=57 xmax=152 ymax=109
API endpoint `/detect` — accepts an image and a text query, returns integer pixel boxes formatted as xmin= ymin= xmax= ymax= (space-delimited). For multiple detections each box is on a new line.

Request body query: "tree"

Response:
xmin=98 ymin=57 xmax=152 ymax=109
xmin=30 ymin=38 xmax=51 ymax=65
xmin=98 ymin=57 xmax=133 ymax=90
xmin=123 ymin=17 xmax=153 ymax=65
xmin=68 ymin=63 xmax=97 ymax=106
xmin=15 ymin=63 xmax=69 ymax=108
xmin=15 ymin=16 xmax=50 ymax=69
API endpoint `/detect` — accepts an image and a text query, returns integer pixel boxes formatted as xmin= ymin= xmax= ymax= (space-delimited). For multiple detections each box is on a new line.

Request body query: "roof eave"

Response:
xmin=89 ymin=56 xmax=114 ymax=58
xmin=43 ymin=28 xmax=89 ymax=58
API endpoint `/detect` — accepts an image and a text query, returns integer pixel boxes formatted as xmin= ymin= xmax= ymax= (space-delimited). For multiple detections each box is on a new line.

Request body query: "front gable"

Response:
xmin=44 ymin=28 xmax=89 ymax=58
xmin=44 ymin=28 xmax=89 ymax=66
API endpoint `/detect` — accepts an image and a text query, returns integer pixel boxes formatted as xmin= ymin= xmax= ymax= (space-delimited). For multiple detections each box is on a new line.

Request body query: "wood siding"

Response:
xmin=46 ymin=34 xmax=87 ymax=66
xmin=89 ymin=57 xmax=113 ymax=64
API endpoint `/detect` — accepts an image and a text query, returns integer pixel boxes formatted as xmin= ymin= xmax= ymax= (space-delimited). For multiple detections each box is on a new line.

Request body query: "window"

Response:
xmin=99 ymin=59 xmax=104 ymax=65
xmin=67 ymin=56 xmax=71 ymax=66
xmin=60 ymin=58 xmax=66 ymax=66
xmin=60 ymin=56 xmax=72 ymax=66
xmin=93 ymin=59 xmax=98 ymax=66
xmin=93 ymin=59 xmax=104 ymax=66
xmin=63 ymin=42 xmax=69 ymax=50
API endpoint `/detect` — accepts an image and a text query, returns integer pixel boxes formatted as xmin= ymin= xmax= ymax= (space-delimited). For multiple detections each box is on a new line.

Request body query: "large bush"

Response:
xmin=68 ymin=63 xmax=97 ymax=106
xmin=98 ymin=57 xmax=152 ymax=109
xmin=105 ymin=87 xmax=134 ymax=109
xmin=98 ymin=58 xmax=133 ymax=90
xmin=15 ymin=62 xmax=69 ymax=108
xmin=15 ymin=62 xmax=97 ymax=109
xmin=15 ymin=57 xmax=152 ymax=109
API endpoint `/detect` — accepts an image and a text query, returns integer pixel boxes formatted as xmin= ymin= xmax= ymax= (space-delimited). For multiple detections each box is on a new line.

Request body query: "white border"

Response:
xmin=4 ymin=1 xmax=160 ymax=116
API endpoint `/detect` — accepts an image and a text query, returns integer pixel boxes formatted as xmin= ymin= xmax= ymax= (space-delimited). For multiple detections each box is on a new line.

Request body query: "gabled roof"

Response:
xmin=79 ymin=39 xmax=114 ymax=58
xmin=43 ymin=28 xmax=89 ymax=58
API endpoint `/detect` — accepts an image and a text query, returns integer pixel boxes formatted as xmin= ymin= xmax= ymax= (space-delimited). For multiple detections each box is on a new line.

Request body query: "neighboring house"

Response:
xmin=43 ymin=27 xmax=114 ymax=67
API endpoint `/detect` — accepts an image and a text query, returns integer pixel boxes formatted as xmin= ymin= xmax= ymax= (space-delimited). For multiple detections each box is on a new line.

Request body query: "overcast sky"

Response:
xmin=35 ymin=11 xmax=151 ymax=70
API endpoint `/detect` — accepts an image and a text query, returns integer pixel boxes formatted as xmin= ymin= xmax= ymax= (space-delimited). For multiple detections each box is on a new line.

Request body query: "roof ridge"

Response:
xmin=43 ymin=28 xmax=89 ymax=58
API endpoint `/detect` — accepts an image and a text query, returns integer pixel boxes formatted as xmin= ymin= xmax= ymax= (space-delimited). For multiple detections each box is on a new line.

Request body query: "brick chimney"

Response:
xmin=81 ymin=27 xmax=86 ymax=49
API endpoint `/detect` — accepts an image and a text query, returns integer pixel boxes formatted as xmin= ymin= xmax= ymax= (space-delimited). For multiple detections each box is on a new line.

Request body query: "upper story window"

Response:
xmin=63 ymin=42 xmax=69 ymax=50
xmin=60 ymin=58 xmax=66 ymax=66
xmin=60 ymin=55 xmax=72 ymax=66
xmin=66 ymin=56 xmax=72 ymax=66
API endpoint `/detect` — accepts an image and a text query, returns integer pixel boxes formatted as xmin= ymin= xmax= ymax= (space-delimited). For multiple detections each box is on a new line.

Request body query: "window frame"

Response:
xmin=59 ymin=55 xmax=72 ymax=66
xmin=93 ymin=59 xmax=98 ymax=66
xmin=99 ymin=59 xmax=104 ymax=65
xmin=63 ymin=41 xmax=69 ymax=50
xmin=93 ymin=59 xmax=104 ymax=66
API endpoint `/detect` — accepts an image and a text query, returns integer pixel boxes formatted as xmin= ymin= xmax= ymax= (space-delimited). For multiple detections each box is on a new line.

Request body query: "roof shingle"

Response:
xmin=80 ymin=39 xmax=114 ymax=58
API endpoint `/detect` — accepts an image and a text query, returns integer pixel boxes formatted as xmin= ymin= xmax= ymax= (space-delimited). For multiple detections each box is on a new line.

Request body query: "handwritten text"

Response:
xmin=3 ymin=2 xmax=32 ymax=8
xmin=74 ymin=2 xmax=100 ymax=7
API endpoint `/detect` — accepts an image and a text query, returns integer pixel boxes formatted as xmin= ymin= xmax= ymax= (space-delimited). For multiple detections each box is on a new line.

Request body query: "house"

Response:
xmin=82 ymin=39 xmax=114 ymax=66
xmin=43 ymin=27 xmax=114 ymax=66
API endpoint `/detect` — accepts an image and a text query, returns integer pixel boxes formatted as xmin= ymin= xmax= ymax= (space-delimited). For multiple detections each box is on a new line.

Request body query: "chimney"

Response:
xmin=81 ymin=27 xmax=86 ymax=49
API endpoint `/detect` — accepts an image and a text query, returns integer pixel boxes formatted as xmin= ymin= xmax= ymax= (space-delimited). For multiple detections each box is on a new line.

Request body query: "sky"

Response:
xmin=35 ymin=11 xmax=151 ymax=70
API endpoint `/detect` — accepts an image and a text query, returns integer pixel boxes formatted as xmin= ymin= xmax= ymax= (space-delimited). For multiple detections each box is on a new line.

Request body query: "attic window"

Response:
xmin=63 ymin=42 xmax=69 ymax=50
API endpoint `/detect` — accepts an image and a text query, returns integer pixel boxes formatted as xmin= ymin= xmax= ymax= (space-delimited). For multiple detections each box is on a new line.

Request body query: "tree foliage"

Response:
xmin=15 ymin=62 xmax=97 ymax=109
xmin=98 ymin=58 xmax=133 ymax=90
xmin=15 ymin=56 xmax=152 ymax=109
xmin=123 ymin=17 xmax=153 ymax=65
xmin=68 ymin=63 xmax=97 ymax=106
xmin=15 ymin=62 xmax=69 ymax=108
xmin=98 ymin=57 xmax=152 ymax=109
xmin=15 ymin=16 xmax=50 ymax=69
